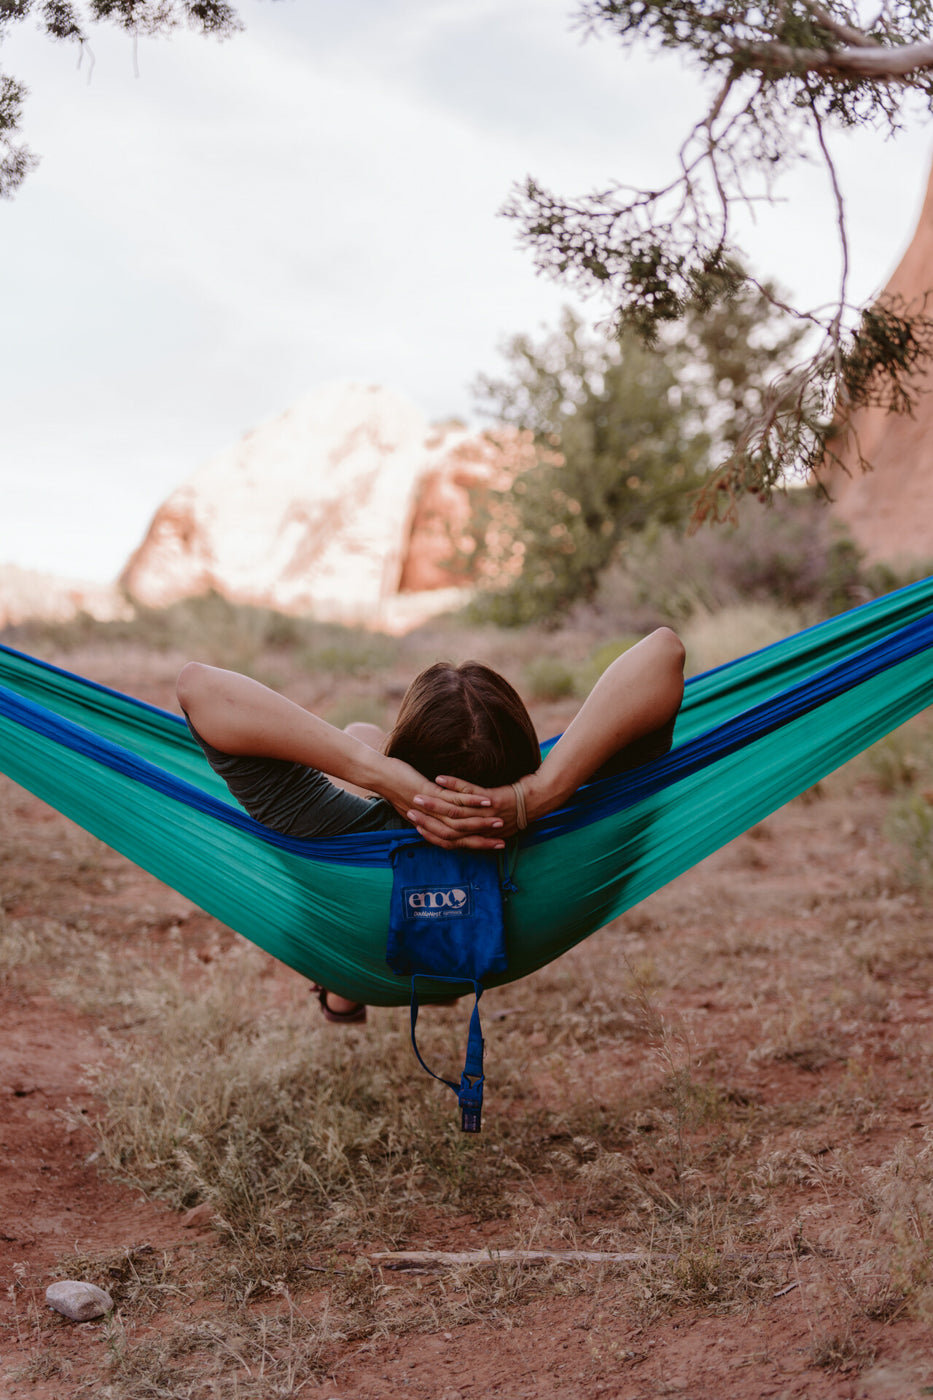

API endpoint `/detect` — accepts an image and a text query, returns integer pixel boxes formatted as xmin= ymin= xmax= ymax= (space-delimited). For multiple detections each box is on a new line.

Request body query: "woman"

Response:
xmin=176 ymin=627 xmax=685 ymax=1020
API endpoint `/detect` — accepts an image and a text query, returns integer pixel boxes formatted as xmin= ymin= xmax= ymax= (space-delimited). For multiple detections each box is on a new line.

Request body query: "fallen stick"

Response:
xmin=370 ymin=1249 xmax=653 ymax=1270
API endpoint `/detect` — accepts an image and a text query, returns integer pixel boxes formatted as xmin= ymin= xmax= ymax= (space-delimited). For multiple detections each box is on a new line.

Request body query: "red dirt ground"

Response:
xmin=2 ymin=649 xmax=933 ymax=1399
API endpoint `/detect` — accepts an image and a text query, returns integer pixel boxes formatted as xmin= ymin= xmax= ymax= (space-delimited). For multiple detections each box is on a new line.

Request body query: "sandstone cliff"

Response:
xmin=826 ymin=161 xmax=933 ymax=567
xmin=120 ymin=383 xmax=529 ymax=629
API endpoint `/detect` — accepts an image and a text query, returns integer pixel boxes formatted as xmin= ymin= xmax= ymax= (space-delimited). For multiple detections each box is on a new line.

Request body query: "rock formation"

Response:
xmin=397 ymin=426 xmax=531 ymax=593
xmin=826 ymin=161 xmax=933 ymax=566
xmin=0 ymin=565 xmax=130 ymax=629
xmin=120 ymin=383 xmax=530 ymax=630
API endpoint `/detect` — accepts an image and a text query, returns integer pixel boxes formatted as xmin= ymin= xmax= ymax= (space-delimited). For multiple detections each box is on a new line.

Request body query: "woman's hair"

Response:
xmin=385 ymin=661 xmax=540 ymax=787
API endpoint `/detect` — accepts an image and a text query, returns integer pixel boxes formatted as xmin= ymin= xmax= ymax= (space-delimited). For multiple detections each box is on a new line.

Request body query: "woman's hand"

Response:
xmin=409 ymin=628 xmax=687 ymax=849
xmin=377 ymin=758 xmax=508 ymax=851
xmin=409 ymin=774 xmax=528 ymax=847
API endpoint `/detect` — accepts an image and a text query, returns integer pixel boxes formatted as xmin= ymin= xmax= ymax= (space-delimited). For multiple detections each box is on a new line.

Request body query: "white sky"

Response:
xmin=2 ymin=0 xmax=931 ymax=582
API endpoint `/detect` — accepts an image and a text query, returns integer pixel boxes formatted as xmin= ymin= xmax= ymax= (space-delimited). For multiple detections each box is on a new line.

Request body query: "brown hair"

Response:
xmin=385 ymin=661 xmax=540 ymax=787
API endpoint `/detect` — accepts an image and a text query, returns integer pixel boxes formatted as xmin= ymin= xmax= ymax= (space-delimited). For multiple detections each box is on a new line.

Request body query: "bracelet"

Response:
xmin=512 ymin=779 xmax=528 ymax=832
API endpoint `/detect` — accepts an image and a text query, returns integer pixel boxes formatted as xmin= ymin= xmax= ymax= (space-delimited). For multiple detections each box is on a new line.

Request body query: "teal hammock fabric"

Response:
xmin=1 ymin=577 xmax=932 ymax=1006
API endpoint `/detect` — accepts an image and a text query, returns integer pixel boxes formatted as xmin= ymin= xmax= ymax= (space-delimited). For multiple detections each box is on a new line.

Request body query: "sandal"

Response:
xmin=311 ymin=984 xmax=367 ymax=1024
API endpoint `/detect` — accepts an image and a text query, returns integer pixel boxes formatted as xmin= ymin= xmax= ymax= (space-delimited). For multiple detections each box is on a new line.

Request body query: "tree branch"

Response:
xmin=810 ymin=100 xmax=848 ymax=348
xmin=738 ymin=36 xmax=933 ymax=79
xmin=507 ymin=0 xmax=933 ymax=518
xmin=0 ymin=0 xmax=243 ymax=196
xmin=799 ymin=0 xmax=879 ymax=49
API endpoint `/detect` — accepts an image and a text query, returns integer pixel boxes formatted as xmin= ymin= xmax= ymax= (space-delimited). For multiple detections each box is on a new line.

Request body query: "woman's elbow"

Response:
xmin=649 ymin=628 xmax=686 ymax=715
xmin=651 ymin=627 xmax=686 ymax=676
xmin=176 ymin=661 xmax=211 ymax=716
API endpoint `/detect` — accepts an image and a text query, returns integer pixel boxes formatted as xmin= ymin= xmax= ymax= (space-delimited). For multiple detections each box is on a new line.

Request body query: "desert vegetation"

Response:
xmin=3 ymin=527 xmax=933 ymax=1397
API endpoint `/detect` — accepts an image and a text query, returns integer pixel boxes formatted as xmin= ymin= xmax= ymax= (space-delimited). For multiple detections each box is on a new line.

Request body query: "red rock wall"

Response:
xmin=826 ymin=160 xmax=933 ymax=565
xmin=397 ymin=429 xmax=535 ymax=593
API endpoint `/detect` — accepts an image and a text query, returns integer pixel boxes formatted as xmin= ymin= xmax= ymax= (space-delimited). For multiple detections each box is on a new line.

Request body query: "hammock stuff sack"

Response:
xmin=388 ymin=843 xmax=508 ymax=1132
xmin=1 ymin=577 xmax=932 ymax=1122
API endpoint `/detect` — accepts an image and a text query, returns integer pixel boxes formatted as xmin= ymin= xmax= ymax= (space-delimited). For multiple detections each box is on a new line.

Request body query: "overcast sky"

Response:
xmin=2 ymin=0 xmax=931 ymax=582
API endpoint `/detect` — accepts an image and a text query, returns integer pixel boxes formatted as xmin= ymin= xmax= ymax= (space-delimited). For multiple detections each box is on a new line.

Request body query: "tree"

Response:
xmin=472 ymin=311 xmax=705 ymax=624
xmin=472 ymin=286 xmax=799 ymax=624
xmin=506 ymin=0 xmax=933 ymax=514
xmin=1 ymin=0 xmax=242 ymax=198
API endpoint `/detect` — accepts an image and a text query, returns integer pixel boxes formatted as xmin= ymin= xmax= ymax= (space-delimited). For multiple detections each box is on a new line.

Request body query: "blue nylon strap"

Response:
xmin=409 ymin=976 xmax=485 ymax=1134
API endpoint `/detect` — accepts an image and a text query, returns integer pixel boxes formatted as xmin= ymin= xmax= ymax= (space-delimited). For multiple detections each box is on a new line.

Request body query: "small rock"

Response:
xmin=45 ymin=1280 xmax=113 ymax=1321
xmin=181 ymin=1202 xmax=214 ymax=1229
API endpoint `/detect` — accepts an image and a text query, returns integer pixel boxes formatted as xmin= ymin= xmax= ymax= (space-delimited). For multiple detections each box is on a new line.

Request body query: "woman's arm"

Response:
xmin=521 ymin=626 xmax=685 ymax=822
xmin=176 ymin=663 xmax=503 ymax=845
xmin=409 ymin=628 xmax=685 ymax=844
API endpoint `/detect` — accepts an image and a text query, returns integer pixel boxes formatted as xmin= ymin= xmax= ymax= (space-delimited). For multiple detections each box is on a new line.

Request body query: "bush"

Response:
xmin=574 ymin=638 xmax=639 ymax=698
xmin=3 ymin=593 xmax=400 ymax=678
xmin=885 ymin=793 xmax=933 ymax=891
xmin=680 ymin=603 xmax=805 ymax=676
xmin=522 ymin=656 xmax=576 ymax=701
xmin=590 ymin=490 xmax=883 ymax=633
xmin=862 ymin=732 xmax=921 ymax=796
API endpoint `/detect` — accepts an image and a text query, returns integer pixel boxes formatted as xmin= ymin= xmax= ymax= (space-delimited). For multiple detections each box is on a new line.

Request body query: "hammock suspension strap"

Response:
xmin=409 ymin=976 xmax=485 ymax=1134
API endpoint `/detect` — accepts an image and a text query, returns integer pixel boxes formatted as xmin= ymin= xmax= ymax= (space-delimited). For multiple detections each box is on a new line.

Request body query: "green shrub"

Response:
xmin=680 ymin=603 xmax=804 ymax=676
xmin=574 ymin=638 xmax=638 ymax=697
xmin=522 ymin=656 xmax=576 ymax=701
xmin=590 ymin=491 xmax=900 ymax=634
xmin=304 ymin=633 xmax=398 ymax=677
xmin=3 ymin=593 xmax=400 ymax=678
xmin=862 ymin=733 xmax=921 ymax=795
xmin=322 ymin=696 xmax=390 ymax=731
xmin=885 ymin=793 xmax=933 ymax=891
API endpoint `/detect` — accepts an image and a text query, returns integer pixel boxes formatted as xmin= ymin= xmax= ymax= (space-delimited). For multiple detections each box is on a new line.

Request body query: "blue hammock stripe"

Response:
xmin=0 ymin=675 xmax=411 ymax=866
xmin=527 ymin=607 xmax=933 ymax=842
xmin=0 ymin=639 xmax=189 ymax=722
xmin=2 ymin=589 xmax=933 ymax=866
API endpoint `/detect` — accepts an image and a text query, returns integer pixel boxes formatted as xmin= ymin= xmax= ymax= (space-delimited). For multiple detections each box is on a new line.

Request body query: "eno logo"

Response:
xmin=406 ymin=886 xmax=469 ymax=913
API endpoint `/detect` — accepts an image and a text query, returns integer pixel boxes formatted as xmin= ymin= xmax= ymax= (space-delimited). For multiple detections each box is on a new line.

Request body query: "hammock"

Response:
xmin=1 ymin=579 xmax=932 ymax=1009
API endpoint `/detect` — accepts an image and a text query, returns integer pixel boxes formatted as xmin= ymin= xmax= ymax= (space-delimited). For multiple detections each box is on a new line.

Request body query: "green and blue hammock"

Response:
xmin=1 ymin=576 xmax=932 ymax=1006
xmin=2 ymin=579 xmax=932 ymax=1127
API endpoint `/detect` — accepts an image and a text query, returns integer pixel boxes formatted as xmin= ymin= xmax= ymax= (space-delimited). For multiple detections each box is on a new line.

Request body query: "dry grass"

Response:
xmin=680 ymin=601 xmax=807 ymax=676
xmin=4 ymin=613 xmax=933 ymax=1396
xmin=5 ymin=910 xmax=796 ymax=1395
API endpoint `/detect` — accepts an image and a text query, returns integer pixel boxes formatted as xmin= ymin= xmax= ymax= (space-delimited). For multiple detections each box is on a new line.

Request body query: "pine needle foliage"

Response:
xmin=0 ymin=0 xmax=242 ymax=195
xmin=507 ymin=0 xmax=933 ymax=506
